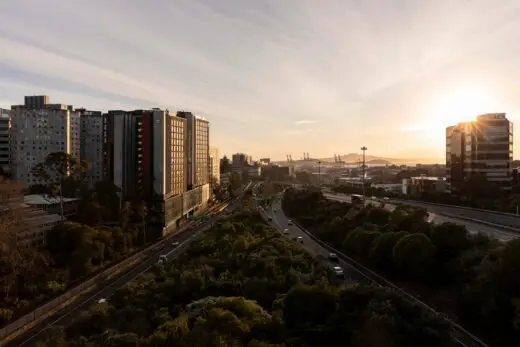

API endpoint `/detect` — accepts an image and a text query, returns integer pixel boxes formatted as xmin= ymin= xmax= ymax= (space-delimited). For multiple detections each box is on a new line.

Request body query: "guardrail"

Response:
xmin=278 ymin=202 xmax=488 ymax=347
xmin=390 ymin=198 xmax=520 ymax=218
xmin=0 ymin=201 xmax=230 ymax=345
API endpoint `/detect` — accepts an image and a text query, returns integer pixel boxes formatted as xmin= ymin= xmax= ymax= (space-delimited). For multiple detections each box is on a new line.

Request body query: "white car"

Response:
xmin=287 ymin=220 xmax=293 ymax=226
xmin=296 ymin=236 xmax=304 ymax=244
xmin=332 ymin=266 xmax=344 ymax=277
xmin=98 ymin=298 xmax=107 ymax=304
xmin=283 ymin=229 xmax=290 ymax=235
xmin=172 ymin=241 xmax=180 ymax=247
xmin=328 ymin=253 xmax=339 ymax=261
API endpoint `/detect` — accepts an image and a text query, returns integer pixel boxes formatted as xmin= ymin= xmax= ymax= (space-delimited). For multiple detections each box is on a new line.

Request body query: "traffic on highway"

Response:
xmin=324 ymin=193 xmax=520 ymax=242
xmin=5 ymin=195 xmax=247 ymax=347
xmin=270 ymin=192 xmax=488 ymax=347
xmin=263 ymin=196 xmax=370 ymax=285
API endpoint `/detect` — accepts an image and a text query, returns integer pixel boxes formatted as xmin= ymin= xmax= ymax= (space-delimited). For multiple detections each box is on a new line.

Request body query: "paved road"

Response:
xmin=325 ymin=193 xmax=519 ymax=242
xmin=264 ymin=198 xmax=370 ymax=285
xmin=6 ymin=200 xmax=242 ymax=347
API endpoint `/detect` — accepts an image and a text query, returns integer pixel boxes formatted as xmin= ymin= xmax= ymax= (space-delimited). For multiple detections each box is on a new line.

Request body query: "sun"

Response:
xmin=426 ymin=86 xmax=499 ymax=127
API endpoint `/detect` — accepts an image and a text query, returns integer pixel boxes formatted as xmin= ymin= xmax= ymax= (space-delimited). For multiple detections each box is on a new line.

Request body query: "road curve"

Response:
xmin=263 ymin=197 xmax=370 ymax=285
xmin=324 ymin=193 xmax=519 ymax=242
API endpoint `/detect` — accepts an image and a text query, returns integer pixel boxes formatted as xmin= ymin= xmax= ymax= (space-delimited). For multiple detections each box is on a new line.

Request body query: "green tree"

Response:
xmin=393 ymin=233 xmax=436 ymax=279
xmin=31 ymin=152 xmax=87 ymax=220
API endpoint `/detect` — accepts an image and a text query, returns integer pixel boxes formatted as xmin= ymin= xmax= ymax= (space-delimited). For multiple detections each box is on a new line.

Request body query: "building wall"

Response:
xmin=177 ymin=111 xmax=210 ymax=189
xmin=446 ymin=113 xmax=513 ymax=192
xmin=209 ymin=147 xmax=220 ymax=184
xmin=10 ymin=106 xmax=80 ymax=186
xmin=0 ymin=109 xmax=9 ymax=174
xmin=172 ymin=115 xmax=187 ymax=195
xmin=152 ymin=109 xmax=167 ymax=196
xmin=79 ymin=109 xmax=104 ymax=184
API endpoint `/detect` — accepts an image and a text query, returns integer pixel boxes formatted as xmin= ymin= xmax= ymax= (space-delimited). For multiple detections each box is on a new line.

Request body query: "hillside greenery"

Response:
xmin=283 ymin=188 xmax=520 ymax=346
xmin=35 ymin=208 xmax=453 ymax=347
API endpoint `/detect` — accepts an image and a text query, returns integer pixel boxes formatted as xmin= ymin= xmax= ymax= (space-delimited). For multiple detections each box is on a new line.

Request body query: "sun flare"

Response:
xmin=426 ymin=86 xmax=499 ymax=127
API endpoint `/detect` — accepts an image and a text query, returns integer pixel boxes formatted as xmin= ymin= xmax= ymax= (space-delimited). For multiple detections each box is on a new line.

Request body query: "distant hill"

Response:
xmin=276 ymin=153 xmax=442 ymax=165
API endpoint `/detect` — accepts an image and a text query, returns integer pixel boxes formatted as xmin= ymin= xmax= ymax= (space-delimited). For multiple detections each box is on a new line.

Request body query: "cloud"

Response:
xmin=295 ymin=120 xmax=320 ymax=125
xmin=0 ymin=0 xmax=519 ymax=159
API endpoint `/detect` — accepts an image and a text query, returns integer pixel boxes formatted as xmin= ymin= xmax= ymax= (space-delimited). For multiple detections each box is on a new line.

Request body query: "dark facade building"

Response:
xmin=446 ymin=113 xmax=513 ymax=193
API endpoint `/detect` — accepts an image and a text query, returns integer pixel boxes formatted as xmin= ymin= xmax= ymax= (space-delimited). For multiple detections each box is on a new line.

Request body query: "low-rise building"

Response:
xmin=23 ymin=194 xmax=79 ymax=217
xmin=403 ymin=176 xmax=447 ymax=195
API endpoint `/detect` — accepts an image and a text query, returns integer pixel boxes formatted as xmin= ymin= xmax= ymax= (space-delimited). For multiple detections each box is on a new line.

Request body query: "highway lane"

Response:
xmin=265 ymin=198 xmax=370 ymax=286
xmin=6 ymin=200 xmax=242 ymax=347
xmin=325 ymin=193 xmax=519 ymax=242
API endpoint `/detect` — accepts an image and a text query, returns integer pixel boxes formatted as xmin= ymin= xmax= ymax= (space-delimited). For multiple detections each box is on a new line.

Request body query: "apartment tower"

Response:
xmin=446 ymin=113 xmax=513 ymax=192
xmin=177 ymin=111 xmax=210 ymax=190
xmin=10 ymin=96 xmax=80 ymax=186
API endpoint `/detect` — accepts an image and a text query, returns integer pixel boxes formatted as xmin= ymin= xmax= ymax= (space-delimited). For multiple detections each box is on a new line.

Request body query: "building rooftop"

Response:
xmin=410 ymin=176 xmax=444 ymax=181
xmin=24 ymin=194 xmax=79 ymax=205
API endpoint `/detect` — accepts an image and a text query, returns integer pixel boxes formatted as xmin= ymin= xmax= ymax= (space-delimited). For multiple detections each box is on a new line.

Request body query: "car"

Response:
xmin=328 ymin=252 xmax=339 ymax=261
xmin=98 ymin=298 xmax=107 ymax=304
xmin=332 ymin=266 xmax=344 ymax=277
xmin=172 ymin=241 xmax=180 ymax=247
xmin=383 ymin=197 xmax=389 ymax=200
xmin=287 ymin=220 xmax=293 ymax=226
xmin=158 ymin=254 xmax=167 ymax=265
xmin=296 ymin=236 xmax=304 ymax=244
xmin=283 ymin=229 xmax=290 ymax=235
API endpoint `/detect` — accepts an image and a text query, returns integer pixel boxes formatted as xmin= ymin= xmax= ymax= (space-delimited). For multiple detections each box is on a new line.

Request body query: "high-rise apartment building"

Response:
xmin=10 ymin=96 xmax=81 ymax=186
xmin=446 ymin=113 xmax=513 ymax=192
xmin=0 ymin=109 xmax=10 ymax=175
xmin=209 ymin=147 xmax=220 ymax=185
xmin=177 ymin=111 xmax=210 ymax=190
xmin=105 ymin=109 xmax=190 ymax=230
xmin=78 ymin=108 xmax=104 ymax=184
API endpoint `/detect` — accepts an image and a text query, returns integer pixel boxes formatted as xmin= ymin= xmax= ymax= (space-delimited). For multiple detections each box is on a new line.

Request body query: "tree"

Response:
xmin=0 ymin=207 xmax=44 ymax=301
xmin=393 ymin=233 xmax=436 ymax=279
xmin=31 ymin=152 xmax=87 ymax=220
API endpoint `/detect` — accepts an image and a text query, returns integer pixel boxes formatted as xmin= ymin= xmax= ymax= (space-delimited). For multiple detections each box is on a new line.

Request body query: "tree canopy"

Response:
xmin=34 ymin=208 xmax=453 ymax=347
xmin=282 ymin=188 xmax=520 ymax=346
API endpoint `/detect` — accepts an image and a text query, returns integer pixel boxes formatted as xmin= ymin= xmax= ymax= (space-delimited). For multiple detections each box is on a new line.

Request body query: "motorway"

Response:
xmin=264 ymin=197 xmax=370 ymax=286
xmin=5 ymin=199 xmax=242 ymax=347
xmin=325 ymin=193 xmax=520 ymax=242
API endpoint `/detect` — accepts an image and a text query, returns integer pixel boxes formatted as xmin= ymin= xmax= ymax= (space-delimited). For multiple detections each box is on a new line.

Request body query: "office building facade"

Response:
xmin=0 ymin=109 xmax=10 ymax=175
xmin=10 ymin=96 xmax=81 ymax=186
xmin=446 ymin=113 xmax=513 ymax=192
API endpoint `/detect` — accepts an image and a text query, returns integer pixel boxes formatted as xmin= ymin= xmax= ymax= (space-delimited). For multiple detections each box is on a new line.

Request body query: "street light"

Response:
xmin=360 ymin=146 xmax=367 ymax=198
xmin=317 ymin=160 xmax=322 ymax=187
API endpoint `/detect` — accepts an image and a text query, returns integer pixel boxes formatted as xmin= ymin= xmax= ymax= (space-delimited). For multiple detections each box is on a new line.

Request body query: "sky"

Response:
xmin=1 ymin=0 xmax=520 ymax=162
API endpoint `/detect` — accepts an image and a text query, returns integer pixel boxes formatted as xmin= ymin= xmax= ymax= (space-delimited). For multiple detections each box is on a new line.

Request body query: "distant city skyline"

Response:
xmin=1 ymin=0 xmax=520 ymax=159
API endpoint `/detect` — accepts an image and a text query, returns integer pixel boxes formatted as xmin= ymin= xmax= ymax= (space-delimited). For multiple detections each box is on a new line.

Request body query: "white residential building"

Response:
xmin=78 ymin=109 xmax=104 ymax=184
xmin=10 ymin=97 xmax=81 ymax=186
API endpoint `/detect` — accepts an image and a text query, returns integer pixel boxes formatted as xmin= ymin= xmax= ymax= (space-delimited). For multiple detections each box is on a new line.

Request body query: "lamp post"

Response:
xmin=317 ymin=160 xmax=322 ymax=187
xmin=360 ymin=146 xmax=367 ymax=198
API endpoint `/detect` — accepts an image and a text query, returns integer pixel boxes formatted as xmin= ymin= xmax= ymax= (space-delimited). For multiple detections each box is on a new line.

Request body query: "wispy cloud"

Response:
xmin=0 ymin=0 xmax=519 ymax=159
xmin=295 ymin=120 xmax=320 ymax=125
